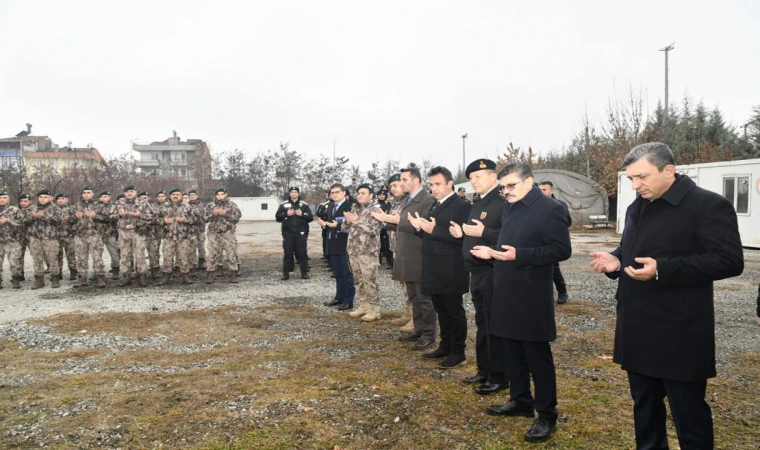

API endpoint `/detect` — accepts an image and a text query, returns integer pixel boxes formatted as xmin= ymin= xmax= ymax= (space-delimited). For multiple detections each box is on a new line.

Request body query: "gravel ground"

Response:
xmin=1 ymin=224 xmax=758 ymax=370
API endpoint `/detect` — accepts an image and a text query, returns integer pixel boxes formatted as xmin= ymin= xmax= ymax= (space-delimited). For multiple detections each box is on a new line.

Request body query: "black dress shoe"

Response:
xmin=462 ymin=374 xmax=487 ymax=384
xmin=301 ymin=273 xmax=310 ymax=279
xmin=475 ymin=382 xmax=509 ymax=395
xmin=337 ymin=303 xmax=353 ymax=311
xmin=556 ymin=292 xmax=569 ymax=304
xmin=324 ymin=299 xmax=342 ymax=307
xmin=524 ymin=417 xmax=556 ymax=443
xmin=421 ymin=347 xmax=449 ymax=359
xmin=438 ymin=353 xmax=465 ymax=369
xmin=397 ymin=332 xmax=422 ymax=342
xmin=487 ymin=400 xmax=535 ymax=417
xmin=410 ymin=338 xmax=435 ymax=351
xmin=281 ymin=273 xmax=289 ymax=281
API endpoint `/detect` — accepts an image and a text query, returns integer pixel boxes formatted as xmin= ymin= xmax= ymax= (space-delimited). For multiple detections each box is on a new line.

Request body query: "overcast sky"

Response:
xmin=1 ymin=0 xmax=758 ymax=171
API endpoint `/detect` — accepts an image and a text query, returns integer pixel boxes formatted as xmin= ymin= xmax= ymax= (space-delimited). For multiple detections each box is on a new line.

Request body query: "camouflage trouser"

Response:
xmin=207 ymin=231 xmax=239 ymax=272
xmin=0 ymin=240 xmax=23 ymax=278
xmin=15 ymin=236 xmax=29 ymax=274
xmin=103 ymin=234 xmax=120 ymax=269
xmin=197 ymin=231 xmax=206 ymax=259
xmin=57 ymin=236 xmax=76 ymax=273
xmin=75 ymin=235 xmax=105 ymax=276
xmin=188 ymin=236 xmax=199 ymax=269
xmin=162 ymin=239 xmax=190 ymax=274
xmin=348 ymin=253 xmax=380 ymax=308
xmin=119 ymin=229 xmax=147 ymax=275
xmin=29 ymin=237 xmax=60 ymax=277
xmin=146 ymin=236 xmax=161 ymax=270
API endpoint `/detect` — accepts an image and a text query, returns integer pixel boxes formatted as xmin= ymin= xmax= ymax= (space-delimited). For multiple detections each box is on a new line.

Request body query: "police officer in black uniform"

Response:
xmin=376 ymin=189 xmax=393 ymax=269
xmin=457 ymin=186 xmax=471 ymax=203
xmin=275 ymin=187 xmax=313 ymax=280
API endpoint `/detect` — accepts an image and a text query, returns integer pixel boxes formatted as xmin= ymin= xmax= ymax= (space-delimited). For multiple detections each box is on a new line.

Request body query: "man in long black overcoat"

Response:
xmin=591 ymin=142 xmax=744 ymax=450
xmin=472 ymin=162 xmax=571 ymax=443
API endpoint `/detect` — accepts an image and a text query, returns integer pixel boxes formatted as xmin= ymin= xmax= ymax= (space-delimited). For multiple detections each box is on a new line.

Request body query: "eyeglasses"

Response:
xmin=499 ymin=179 xmax=525 ymax=192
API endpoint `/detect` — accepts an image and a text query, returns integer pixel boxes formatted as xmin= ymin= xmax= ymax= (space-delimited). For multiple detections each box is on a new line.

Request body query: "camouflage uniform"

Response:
xmin=97 ymin=202 xmax=120 ymax=273
xmin=56 ymin=204 xmax=77 ymax=277
xmin=115 ymin=197 xmax=154 ymax=276
xmin=15 ymin=207 xmax=31 ymax=278
xmin=24 ymin=202 xmax=62 ymax=278
xmin=341 ymin=200 xmax=383 ymax=319
xmin=159 ymin=201 xmax=197 ymax=274
xmin=189 ymin=199 xmax=207 ymax=270
xmin=72 ymin=199 xmax=106 ymax=277
xmin=0 ymin=204 xmax=24 ymax=283
xmin=145 ymin=202 xmax=164 ymax=274
xmin=205 ymin=198 xmax=241 ymax=273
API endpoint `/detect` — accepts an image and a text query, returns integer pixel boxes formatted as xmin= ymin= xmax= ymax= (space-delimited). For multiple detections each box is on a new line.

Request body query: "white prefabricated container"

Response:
xmin=617 ymin=158 xmax=760 ymax=248
xmin=228 ymin=197 xmax=286 ymax=221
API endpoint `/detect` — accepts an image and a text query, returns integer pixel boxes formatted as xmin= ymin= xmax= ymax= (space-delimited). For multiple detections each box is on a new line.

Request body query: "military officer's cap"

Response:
xmin=289 ymin=186 xmax=300 ymax=193
xmin=99 ymin=191 xmax=110 ymax=197
xmin=55 ymin=193 xmax=68 ymax=199
xmin=387 ymin=174 xmax=401 ymax=184
xmin=169 ymin=188 xmax=182 ymax=195
xmin=138 ymin=191 xmax=149 ymax=197
xmin=188 ymin=189 xmax=197 ymax=195
xmin=37 ymin=189 xmax=53 ymax=196
xmin=215 ymin=188 xmax=227 ymax=194
xmin=81 ymin=185 xmax=94 ymax=193
xmin=123 ymin=185 xmax=136 ymax=192
xmin=18 ymin=193 xmax=31 ymax=200
xmin=465 ymin=158 xmax=497 ymax=178
xmin=356 ymin=183 xmax=374 ymax=195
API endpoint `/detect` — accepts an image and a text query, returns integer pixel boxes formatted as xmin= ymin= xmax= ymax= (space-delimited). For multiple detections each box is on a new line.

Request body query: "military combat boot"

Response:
xmin=349 ymin=305 xmax=368 ymax=318
xmin=11 ymin=276 xmax=21 ymax=289
xmin=151 ymin=268 xmax=159 ymax=280
xmin=400 ymin=318 xmax=415 ymax=333
xmin=189 ymin=268 xmax=197 ymax=279
xmin=31 ymin=275 xmax=45 ymax=290
xmin=112 ymin=267 xmax=120 ymax=280
xmin=95 ymin=275 xmax=106 ymax=288
xmin=182 ymin=273 xmax=193 ymax=285
xmin=69 ymin=269 xmax=78 ymax=281
xmin=158 ymin=272 xmax=170 ymax=286
xmin=281 ymin=271 xmax=289 ymax=281
xmin=51 ymin=275 xmax=61 ymax=289
xmin=391 ymin=301 xmax=413 ymax=325
xmin=301 ymin=271 xmax=310 ymax=280
xmin=361 ymin=304 xmax=381 ymax=322
xmin=138 ymin=273 xmax=148 ymax=287
xmin=118 ymin=273 xmax=131 ymax=287
xmin=230 ymin=270 xmax=238 ymax=284
xmin=75 ymin=274 xmax=87 ymax=288
xmin=198 ymin=258 xmax=206 ymax=270
xmin=205 ymin=271 xmax=214 ymax=284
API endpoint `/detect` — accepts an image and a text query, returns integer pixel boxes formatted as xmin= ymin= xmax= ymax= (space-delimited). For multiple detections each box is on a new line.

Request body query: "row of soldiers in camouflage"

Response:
xmin=0 ymin=185 xmax=241 ymax=289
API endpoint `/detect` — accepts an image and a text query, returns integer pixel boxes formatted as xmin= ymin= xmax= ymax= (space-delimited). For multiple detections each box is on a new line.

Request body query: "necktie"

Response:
xmin=430 ymin=201 xmax=440 ymax=214
xmin=332 ymin=203 xmax=338 ymax=217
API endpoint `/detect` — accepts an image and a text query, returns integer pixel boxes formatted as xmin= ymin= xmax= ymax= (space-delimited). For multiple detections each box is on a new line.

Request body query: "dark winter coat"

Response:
xmin=275 ymin=199 xmax=313 ymax=234
xmin=609 ymin=175 xmax=743 ymax=382
xmin=463 ymin=186 xmax=506 ymax=273
xmin=420 ymin=194 xmax=471 ymax=296
xmin=490 ymin=187 xmax=572 ymax=342
xmin=388 ymin=188 xmax=436 ymax=283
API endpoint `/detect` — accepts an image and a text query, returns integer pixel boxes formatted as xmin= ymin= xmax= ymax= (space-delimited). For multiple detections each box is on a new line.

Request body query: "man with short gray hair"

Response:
xmin=590 ymin=142 xmax=743 ymax=449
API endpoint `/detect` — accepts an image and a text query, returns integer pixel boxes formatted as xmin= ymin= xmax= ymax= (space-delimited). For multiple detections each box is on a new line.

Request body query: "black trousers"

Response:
xmin=379 ymin=230 xmax=393 ymax=267
xmin=552 ymin=261 xmax=566 ymax=293
xmin=627 ymin=371 xmax=713 ymax=450
xmin=431 ymin=294 xmax=467 ymax=352
xmin=407 ymin=282 xmax=436 ymax=340
xmin=470 ymin=270 xmax=506 ymax=384
xmin=282 ymin=231 xmax=307 ymax=273
xmin=494 ymin=336 xmax=558 ymax=422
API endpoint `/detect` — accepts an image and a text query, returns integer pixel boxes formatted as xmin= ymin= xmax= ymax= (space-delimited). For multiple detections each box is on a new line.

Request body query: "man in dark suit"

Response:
xmin=318 ymin=183 xmax=355 ymax=311
xmin=450 ymin=158 xmax=508 ymax=393
xmin=539 ymin=181 xmax=572 ymax=304
xmin=590 ymin=142 xmax=744 ymax=450
xmin=409 ymin=166 xmax=471 ymax=368
xmin=372 ymin=167 xmax=437 ymax=350
xmin=472 ymin=162 xmax=571 ymax=443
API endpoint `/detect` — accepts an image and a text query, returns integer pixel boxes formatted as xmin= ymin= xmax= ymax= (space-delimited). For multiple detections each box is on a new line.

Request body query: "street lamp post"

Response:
xmin=461 ymin=133 xmax=468 ymax=176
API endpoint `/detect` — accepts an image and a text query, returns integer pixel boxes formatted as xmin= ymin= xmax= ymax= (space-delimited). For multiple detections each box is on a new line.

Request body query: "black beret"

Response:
xmin=138 ymin=191 xmax=149 ymax=197
xmin=169 ymin=188 xmax=182 ymax=195
xmin=215 ymin=188 xmax=227 ymax=194
xmin=123 ymin=185 xmax=136 ymax=192
xmin=357 ymin=183 xmax=374 ymax=194
xmin=18 ymin=193 xmax=31 ymax=200
xmin=387 ymin=174 xmax=401 ymax=184
xmin=465 ymin=159 xmax=497 ymax=178
xmin=289 ymin=186 xmax=300 ymax=192
xmin=457 ymin=187 xmax=466 ymax=192
xmin=116 ymin=194 xmax=125 ymax=199
xmin=37 ymin=189 xmax=53 ymax=196
xmin=55 ymin=193 xmax=68 ymax=199
xmin=188 ymin=189 xmax=197 ymax=195
xmin=0 ymin=190 xmax=6 ymax=196
xmin=81 ymin=185 xmax=94 ymax=193
xmin=99 ymin=191 xmax=110 ymax=197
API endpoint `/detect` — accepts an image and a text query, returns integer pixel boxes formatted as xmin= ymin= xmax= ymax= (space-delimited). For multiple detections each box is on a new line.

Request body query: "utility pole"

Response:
xmin=461 ymin=133 xmax=468 ymax=175
xmin=659 ymin=42 xmax=675 ymax=118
